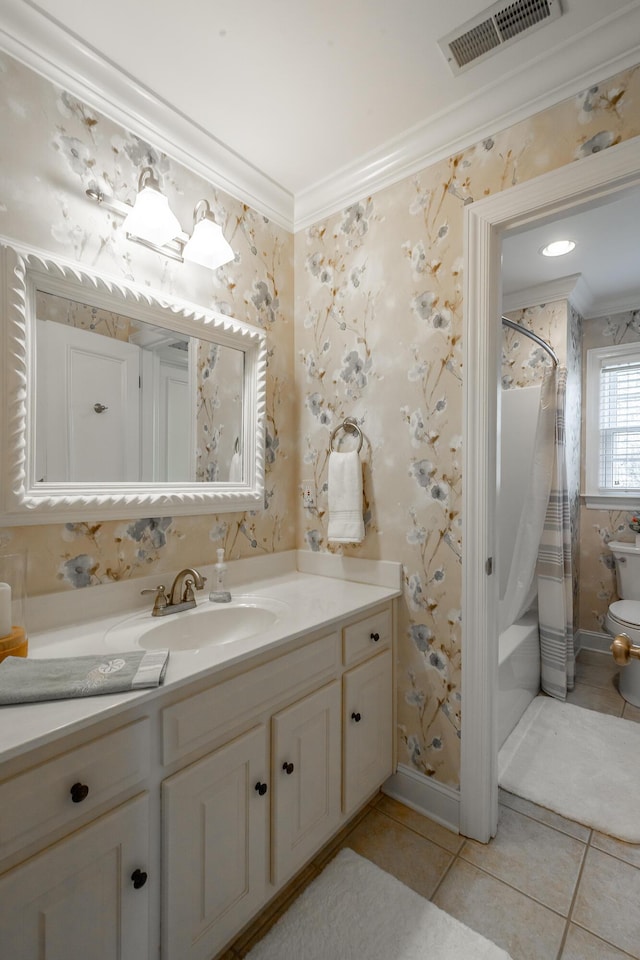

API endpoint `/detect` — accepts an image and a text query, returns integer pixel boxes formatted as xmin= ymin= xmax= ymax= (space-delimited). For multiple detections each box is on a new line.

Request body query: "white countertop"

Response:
xmin=0 ymin=559 xmax=401 ymax=764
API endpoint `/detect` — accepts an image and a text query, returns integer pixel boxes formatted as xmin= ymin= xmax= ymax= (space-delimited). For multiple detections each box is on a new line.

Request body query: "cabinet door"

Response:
xmin=272 ymin=680 xmax=341 ymax=886
xmin=0 ymin=793 xmax=149 ymax=960
xmin=343 ymin=649 xmax=393 ymax=814
xmin=162 ymin=724 xmax=268 ymax=960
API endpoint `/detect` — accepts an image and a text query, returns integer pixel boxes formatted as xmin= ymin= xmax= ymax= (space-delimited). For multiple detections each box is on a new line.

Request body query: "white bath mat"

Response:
xmin=245 ymin=848 xmax=512 ymax=960
xmin=499 ymin=696 xmax=640 ymax=843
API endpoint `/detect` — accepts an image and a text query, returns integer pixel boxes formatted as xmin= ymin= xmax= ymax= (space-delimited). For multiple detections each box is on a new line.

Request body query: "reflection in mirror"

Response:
xmin=0 ymin=241 xmax=266 ymax=524
xmin=34 ymin=291 xmax=244 ymax=484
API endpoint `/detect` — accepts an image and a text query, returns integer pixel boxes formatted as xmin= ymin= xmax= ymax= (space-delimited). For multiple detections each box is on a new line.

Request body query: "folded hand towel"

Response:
xmin=327 ymin=450 xmax=365 ymax=544
xmin=0 ymin=649 xmax=169 ymax=705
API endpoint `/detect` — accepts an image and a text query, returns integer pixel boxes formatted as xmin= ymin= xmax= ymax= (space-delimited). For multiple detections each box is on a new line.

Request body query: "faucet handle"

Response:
xmin=141 ymin=584 xmax=168 ymax=614
xmin=182 ymin=578 xmax=195 ymax=603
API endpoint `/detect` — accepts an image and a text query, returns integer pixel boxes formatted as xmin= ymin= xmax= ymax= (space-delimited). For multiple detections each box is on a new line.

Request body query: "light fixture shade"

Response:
xmin=183 ymin=201 xmax=235 ymax=270
xmin=122 ymin=170 xmax=181 ymax=247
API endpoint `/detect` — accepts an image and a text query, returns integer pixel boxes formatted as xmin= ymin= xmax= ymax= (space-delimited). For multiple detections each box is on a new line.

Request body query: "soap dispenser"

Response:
xmin=209 ymin=549 xmax=231 ymax=603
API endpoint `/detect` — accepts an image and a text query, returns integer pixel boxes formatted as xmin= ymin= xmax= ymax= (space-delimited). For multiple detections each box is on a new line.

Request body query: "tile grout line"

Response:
xmin=498 ymin=798 xmax=590 ymax=843
xmin=375 ymin=806 xmax=465 ymax=857
xmin=554 ymin=827 xmax=592 ymax=960
xmin=428 ymin=846 xmax=459 ymax=901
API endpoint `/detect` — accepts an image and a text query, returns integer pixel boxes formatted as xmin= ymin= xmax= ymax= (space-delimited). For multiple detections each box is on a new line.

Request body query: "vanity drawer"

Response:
xmin=163 ymin=631 xmax=340 ymax=765
xmin=0 ymin=718 xmax=150 ymax=862
xmin=342 ymin=605 xmax=392 ymax=667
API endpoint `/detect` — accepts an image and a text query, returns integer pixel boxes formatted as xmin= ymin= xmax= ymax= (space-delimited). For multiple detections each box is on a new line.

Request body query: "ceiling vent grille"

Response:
xmin=439 ymin=0 xmax=563 ymax=75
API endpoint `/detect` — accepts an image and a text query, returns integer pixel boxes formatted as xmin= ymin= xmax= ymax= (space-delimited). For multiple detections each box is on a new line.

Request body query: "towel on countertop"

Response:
xmin=0 ymin=649 xmax=169 ymax=705
xmin=327 ymin=450 xmax=365 ymax=544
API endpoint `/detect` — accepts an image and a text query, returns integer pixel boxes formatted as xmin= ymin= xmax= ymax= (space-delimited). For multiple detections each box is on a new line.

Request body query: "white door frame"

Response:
xmin=460 ymin=135 xmax=640 ymax=843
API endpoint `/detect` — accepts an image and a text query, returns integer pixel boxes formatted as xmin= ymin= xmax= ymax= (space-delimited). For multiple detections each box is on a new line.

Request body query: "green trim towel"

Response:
xmin=0 ymin=650 xmax=169 ymax=705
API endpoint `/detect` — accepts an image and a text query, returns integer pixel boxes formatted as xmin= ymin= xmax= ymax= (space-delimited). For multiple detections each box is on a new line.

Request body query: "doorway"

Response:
xmin=459 ymin=135 xmax=640 ymax=843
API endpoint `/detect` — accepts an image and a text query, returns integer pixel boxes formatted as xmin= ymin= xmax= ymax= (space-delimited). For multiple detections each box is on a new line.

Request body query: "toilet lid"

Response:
xmin=608 ymin=599 xmax=640 ymax=628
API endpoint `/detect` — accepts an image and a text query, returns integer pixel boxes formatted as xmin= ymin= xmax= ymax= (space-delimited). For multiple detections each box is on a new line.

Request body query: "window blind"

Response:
xmin=600 ymin=360 xmax=640 ymax=489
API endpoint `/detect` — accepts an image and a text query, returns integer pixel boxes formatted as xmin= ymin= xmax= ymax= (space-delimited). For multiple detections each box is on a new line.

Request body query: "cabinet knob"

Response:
xmin=131 ymin=868 xmax=148 ymax=889
xmin=370 ymin=632 xmax=380 ymax=642
xmin=255 ymin=781 xmax=268 ymax=796
xmin=351 ymin=712 xmax=362 ymax=723
xmin=70 ymin=782 xmax=90 ymax=803
xmin=282 ymin=761 xmax=295 ymax=775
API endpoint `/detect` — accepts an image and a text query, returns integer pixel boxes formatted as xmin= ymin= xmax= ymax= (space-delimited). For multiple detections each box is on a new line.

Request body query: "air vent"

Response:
xmin=439 ymin=0 xmax=562 ymax=75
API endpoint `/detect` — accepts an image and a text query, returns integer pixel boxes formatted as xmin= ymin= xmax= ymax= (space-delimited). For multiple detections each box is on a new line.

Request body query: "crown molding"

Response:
xmin=0 ymin=0 xmax=294 ymax=231
xmin=294 ymin=7 xmax=640 ymax=230
xmin=2 ymin=1 xmax=640 ymax=234
xmin=502 ymin=272 xmax=640 ymax=320
xmin=584 ymin=290 xmax=640 ymax=319
xmin=502 ymin=274 xmax=584 ymax=314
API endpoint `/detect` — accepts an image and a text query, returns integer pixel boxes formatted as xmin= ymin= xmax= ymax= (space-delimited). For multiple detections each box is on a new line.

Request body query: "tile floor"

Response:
xmin=220 ymin=649 xmax=640 ymax=960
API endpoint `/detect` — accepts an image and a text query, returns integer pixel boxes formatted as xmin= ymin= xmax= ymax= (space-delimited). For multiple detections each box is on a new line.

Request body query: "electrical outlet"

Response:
xmin=301 ymin=481 xmax=315 ymax=508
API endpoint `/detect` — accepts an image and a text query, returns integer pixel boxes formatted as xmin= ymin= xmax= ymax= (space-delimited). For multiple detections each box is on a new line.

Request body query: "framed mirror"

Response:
xmin=0 ymin=241 xmax=267 ymax=524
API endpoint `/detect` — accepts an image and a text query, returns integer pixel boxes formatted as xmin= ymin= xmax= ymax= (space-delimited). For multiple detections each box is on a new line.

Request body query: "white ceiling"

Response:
xmin=502 ymin=185 xmax=640 ymax=318
xmin=3 ymin=0 xmax=640 ymax=228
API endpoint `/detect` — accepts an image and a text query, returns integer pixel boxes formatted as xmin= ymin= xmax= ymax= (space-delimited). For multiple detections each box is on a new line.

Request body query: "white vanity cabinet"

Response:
xmin=160 ymin=603 xmax=393 ymax=960
xmin=160 ymin=630 xmax=343 ymax=960
xmin=162 ymin=725 xmax=269 ymax=960
xmin=0 ymin=794 xmax=150 ymax=960
xmin=271 ymin=679 xmax=342 ymax=886
xmin=0 ymin=588 xmax=396 ymax=960
xmin=0 ymin=721 xmax=152 ymax=960
xmin=343 ymin=649 xmax=393 ymax=814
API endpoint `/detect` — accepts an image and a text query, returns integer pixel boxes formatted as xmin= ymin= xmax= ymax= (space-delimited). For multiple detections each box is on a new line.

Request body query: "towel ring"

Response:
xmin=330 ymin=417 xmax=364 ymax=453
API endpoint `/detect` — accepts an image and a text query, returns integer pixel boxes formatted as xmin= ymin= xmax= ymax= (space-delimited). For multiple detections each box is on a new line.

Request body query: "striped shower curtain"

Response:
xmin=537 ymin=366 xmax=575 ymax=700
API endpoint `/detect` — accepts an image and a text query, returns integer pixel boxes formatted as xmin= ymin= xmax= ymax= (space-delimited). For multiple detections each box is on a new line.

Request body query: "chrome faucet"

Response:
xmin=141 ymin=568 xmax=207 ymax=617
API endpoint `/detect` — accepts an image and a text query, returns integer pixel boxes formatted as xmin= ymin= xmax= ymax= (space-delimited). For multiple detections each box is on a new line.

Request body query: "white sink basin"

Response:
xmin=105 ymin=596 xmax=289 ymax=652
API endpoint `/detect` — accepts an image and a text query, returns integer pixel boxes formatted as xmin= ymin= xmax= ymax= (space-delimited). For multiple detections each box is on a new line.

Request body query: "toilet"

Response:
xmin=606 ymin=540 xmax=640 ymax=707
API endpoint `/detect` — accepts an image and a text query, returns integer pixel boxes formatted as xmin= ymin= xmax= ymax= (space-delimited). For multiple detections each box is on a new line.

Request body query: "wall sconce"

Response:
xmin=183 ymin=200 xmax=235 ymax=270
xmin=122 ymin=168 xmax=181 ymax=247
xmin=86 ymin=167 xmax=235 ymax=270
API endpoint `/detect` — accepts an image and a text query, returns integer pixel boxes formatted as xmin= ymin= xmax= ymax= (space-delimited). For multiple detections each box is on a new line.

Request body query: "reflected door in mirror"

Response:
xmin=36 ymin=319 xmax=141 ymax=482
xmin=34 ymin=291 xmax=244 ymax=484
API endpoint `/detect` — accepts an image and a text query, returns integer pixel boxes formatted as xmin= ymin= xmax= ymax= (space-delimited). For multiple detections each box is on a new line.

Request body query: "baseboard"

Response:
xmin=382 ymin=764 xmax=460 ymax=834
xmin=576 ymin=629 xmax=612 ymax=655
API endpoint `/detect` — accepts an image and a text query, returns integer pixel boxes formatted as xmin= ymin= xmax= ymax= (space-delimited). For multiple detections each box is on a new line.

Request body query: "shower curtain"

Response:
xmin=537 ymin=366 xmax=575 ymax=700
xmin=499 ymin=367 xmax=556 ymax=634
xmin=499 ymin=365 xmax=574 ymax=699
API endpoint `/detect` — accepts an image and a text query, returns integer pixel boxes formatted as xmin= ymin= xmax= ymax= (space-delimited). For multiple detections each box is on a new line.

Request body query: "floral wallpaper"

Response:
xmin=1 ymin=47 xmax=640 ymax=791
xmin=579 ymin=307 xmax=640 ymax=632
xmin=501 ymin=302 xmax=567 ymax=387
xmin=294 ymin=65 xmax=640 ymax=786
xmin=195 ymin=341 xmax=243 ymax=482
xmin=36 ymin=290 xmax=141 ymax=342
xmin=0 ymin=51 xmax=295 ymax=596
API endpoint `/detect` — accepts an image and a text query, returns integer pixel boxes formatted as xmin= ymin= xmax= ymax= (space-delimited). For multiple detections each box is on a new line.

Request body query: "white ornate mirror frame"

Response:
xmin=0 ymin=239 xmax=267 ymax=524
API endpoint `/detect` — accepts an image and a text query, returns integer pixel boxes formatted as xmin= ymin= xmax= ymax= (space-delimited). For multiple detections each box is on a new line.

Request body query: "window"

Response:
xmin=585 ymin=342 xmax=640 ymax=507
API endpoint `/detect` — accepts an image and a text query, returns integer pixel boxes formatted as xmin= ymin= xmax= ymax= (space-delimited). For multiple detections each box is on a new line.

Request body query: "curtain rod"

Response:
xmin=501 ymin=317 xmax=559 ymax=367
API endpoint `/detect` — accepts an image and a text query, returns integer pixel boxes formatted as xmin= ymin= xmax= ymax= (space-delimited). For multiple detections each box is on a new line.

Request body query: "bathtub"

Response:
xmin=498 ymin=610 xmax=540 ymax=748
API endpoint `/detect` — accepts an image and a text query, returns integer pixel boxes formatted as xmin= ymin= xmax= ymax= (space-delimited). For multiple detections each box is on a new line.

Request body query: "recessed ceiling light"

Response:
xmin=540 ymin=239 xmax=576 ymax=257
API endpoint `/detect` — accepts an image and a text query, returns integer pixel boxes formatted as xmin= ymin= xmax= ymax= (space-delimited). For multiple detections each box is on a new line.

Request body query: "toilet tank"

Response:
xmin=608 ymin=541 xmax=640 ymax=600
